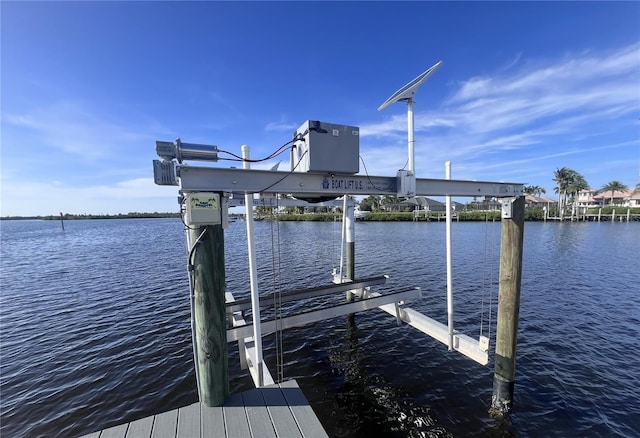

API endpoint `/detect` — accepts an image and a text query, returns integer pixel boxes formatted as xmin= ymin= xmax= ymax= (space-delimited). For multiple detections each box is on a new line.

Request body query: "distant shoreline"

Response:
xmin=2 ymin=207 xmax=638 ymax=222
xmin=0 ymin=212 xmax=181 ymax=221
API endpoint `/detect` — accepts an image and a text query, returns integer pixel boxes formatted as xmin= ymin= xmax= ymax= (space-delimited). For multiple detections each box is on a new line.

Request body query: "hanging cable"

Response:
xmin=179 ymin=198 xmax=198 ymax=231
xmin=188 ymin=227 xmax=208 ymax=269
xmin=359 ymin=155 xmax=394 ymax=192
xmin=275 ymin=195 xmax=284 ymax=383
xmin=185 ymin=221 xmax=208 ymax=400
xmin=268 ymin=199 xmax=279 ymax=382
xmin=399 ymin=157 xmax=409 ymax=172
xmin=269 ymin=195 xmax=285 ymax=383
xmin=216 ymin=136 xmax=301 ymax=163
xmin=253 ymin=150 xmax=308 ymax=194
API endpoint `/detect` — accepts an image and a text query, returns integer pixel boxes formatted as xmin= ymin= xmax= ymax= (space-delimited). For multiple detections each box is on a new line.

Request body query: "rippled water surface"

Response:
xmin=1 ymin=218 xmax=639 ymax=437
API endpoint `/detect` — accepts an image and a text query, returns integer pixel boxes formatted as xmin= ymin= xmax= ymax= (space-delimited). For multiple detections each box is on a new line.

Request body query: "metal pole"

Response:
xmin=339 ymin=196 xmax=346 ymax=282
xmin=445 ymin=161 xmax=454 ymax=351
xmin=490 ymin=196 xmax=525 ymax=417
xmin=407 ymin=99 xmax=415 ymax=173
xmin=345 ymin=199 xmax=355 ymax=301
xmin=242 ymin=145 xmax=264 ymax=387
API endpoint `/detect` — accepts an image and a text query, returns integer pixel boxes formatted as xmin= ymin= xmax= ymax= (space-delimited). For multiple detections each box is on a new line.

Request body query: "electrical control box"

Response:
xmin=293 ymin=120 xmax=359 ymax=174
xmin=185 ymin=192 xmax=221 ymax=226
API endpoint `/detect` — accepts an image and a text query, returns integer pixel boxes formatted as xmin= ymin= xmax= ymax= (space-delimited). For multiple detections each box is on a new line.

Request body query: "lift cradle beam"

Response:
xmin=225 ymin=275 xmax=389 ymax=314
xmin=359 ymin=291 xmax=489 ymax=365
xmin=226 ymin=288 xmax=421 ymax=343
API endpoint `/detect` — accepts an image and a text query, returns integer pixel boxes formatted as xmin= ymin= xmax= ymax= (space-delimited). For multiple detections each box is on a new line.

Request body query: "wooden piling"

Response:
xmin=188 ymin=223 xmax=229 ymax=406
xmin=490 ymin=196 xmax=524 ymax=417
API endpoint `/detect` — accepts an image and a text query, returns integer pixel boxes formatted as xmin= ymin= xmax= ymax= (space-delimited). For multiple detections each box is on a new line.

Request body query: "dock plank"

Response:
xmin=151 ymin=409 xmax=178 ymax=438
xmin=125 ymin=416 xmax=154 ymax=437
xmin=279 ymin=380 xmax=328 ymax=438
xmin=100 ymin=423 xmax=128 ymax=438
xmin=201 ymin=404 xmax=225 ymax=437
xmin=242 ymin=388 xmax=277 ymax=438
xmin=222 ymin=392 xmax=251 ymax=438
xmin=80 ymin=379 xmax=326 ymax=438
xmin=177 ymin=402 xmax=200 ymax=438
xmin=260 ymin=387 xmax=303 ymax=438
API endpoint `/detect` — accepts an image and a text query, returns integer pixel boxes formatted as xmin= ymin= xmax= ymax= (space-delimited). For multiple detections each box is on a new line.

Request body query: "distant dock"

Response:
xmin=546 ymin=208 xmax=639 ymax=222
xmin=80 ymin=380 xmax=327 ymax=438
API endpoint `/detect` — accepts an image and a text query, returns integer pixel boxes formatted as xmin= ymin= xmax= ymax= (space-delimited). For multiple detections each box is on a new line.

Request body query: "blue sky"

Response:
xmin=2 ymin=1 xmax=639 ymax=216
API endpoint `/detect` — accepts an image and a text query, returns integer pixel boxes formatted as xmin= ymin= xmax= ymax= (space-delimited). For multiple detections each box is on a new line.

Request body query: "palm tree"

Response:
xmin=381 ymin=195 xmax=400 ymax=211
xmin=553 ymin=168 xmax=589 ymax=219
xmin=553 ymin=167 xmax=575 ymax=218
xmin=567 ymin=174 xmax=589 ymax=220
xmin=524 ymin=185 xmax=546 ymax=198
xmin=359 ymin=195 xmax=381 ymax=212
xmin=598 ymin=181 xmax=628 ymax=206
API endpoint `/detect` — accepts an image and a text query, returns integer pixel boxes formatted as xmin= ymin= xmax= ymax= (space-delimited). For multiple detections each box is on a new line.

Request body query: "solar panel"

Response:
xmin=378 ymin=61 xmax=443 ymax=111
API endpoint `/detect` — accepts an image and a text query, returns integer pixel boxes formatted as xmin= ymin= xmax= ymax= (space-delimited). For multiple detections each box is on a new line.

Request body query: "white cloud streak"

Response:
xmin=359 ymin=42 xmax=640 ymax=187
xmin=4 ymin=101 xmax=154 ymax=163
xmin=264 ymin=121 xmax=299 ymax=132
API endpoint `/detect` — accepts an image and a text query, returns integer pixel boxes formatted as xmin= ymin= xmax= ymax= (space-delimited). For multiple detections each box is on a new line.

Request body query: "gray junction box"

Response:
xmin=293 ymin=121 xmax=360 ymax=174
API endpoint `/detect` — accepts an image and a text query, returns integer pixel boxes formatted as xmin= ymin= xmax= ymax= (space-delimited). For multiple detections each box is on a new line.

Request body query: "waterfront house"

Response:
xmin=577 ymin=189 xmax=599 ymax=209
xmin=524 ymin=195 xmax=557 ymax=209
xmin=588 ymin=189 xmax=640 ymax=208
xmin=398 ymin=196 xmax=466 ymax=212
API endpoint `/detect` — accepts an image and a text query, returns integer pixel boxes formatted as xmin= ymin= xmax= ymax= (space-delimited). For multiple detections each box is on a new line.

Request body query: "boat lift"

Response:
xmin=152 ymin=64 xmax=525 ymax=415
xmin=154 ymin=134 xmax=522 ymax=384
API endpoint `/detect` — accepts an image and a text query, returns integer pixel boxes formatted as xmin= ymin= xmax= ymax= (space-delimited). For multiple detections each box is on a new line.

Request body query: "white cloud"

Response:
xmin=264 ymin=121 xmax=299 ymax=132
xmin=357 ymin=42 xmax=640 ymax=187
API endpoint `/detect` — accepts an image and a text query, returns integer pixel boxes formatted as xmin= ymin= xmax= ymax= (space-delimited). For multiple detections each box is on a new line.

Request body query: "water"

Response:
xmin=1 ymin=218 xmax=639 ymax=437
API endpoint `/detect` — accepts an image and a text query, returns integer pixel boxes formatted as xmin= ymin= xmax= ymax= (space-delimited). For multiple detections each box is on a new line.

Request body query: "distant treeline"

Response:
xmin=1 ymin=212 xmax=181 ymax=221
xmin=264 ymin=207 xmax=640 ymax=222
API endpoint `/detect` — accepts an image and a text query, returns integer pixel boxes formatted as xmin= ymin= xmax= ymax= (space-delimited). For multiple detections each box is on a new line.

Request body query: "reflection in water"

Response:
xmin=326 ymin=314 xmax=442 ymax=437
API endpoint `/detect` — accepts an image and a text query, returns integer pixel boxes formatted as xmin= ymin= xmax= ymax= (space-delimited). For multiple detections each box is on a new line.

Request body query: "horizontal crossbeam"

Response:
xmin=176 ymin=165 xmax=523 ymax=198
xmin=225 ymin=275 xmax=389 ymax=313
xmin=227 ymin=287 xmax=421 ymax=342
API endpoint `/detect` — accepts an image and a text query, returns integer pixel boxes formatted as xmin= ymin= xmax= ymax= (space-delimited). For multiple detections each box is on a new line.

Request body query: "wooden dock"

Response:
xmin=80 ymin=380 xmax=328 ymax=438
